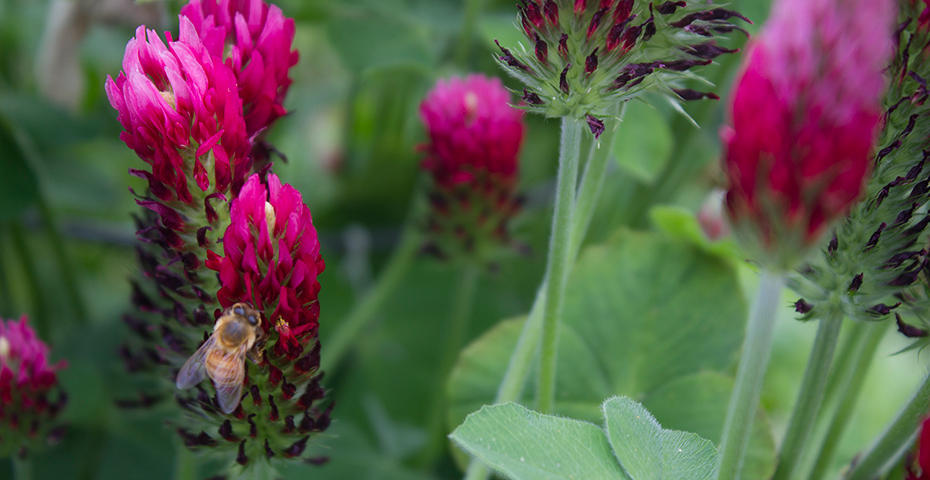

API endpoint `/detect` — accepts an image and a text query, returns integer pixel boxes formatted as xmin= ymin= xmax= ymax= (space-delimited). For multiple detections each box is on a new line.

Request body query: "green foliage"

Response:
xmin=451 ymin=402 xmax=628 ymax=480
xmin=447 ymin=229 xmax=776 ymax=479
xmin=450 ymin=398 xmax=718 ymax=480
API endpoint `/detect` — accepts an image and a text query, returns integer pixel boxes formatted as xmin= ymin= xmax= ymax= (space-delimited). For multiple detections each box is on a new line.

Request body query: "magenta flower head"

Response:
xmin=106 ymin=17 xmax=251 ymax=207
xmin=498 ymin=0 xmax=748 ymax=133
xmin=184 ymin=172 xmax=331 ymax=466
xmin=0 ymin=316 xmax=67 ymax=458
xmin=418 ymin=74 xmax=526 ymax=262
xmin=181 ymin=0 xmax=299 ymax=164
xmin=722 ymin=0 xmax=894 ymax=269
xmin=905 ymin=415 xmax=930 ymax=480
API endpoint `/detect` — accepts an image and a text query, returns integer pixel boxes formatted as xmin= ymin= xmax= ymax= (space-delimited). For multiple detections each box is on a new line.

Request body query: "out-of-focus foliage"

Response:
xmin=0 ymin=0 xmax=924 ymax=479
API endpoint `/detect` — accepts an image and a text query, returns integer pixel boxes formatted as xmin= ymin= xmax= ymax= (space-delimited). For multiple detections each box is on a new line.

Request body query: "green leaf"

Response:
xmin=640 ymin=373 xmax=776 ymax=479
xmin=611 ymin=101 xmax=673 ymax=183
xmin=0 ymin=116 xmax=39 ymax=222
xmin=649 ymin=206 xmax=743 ymax=263
xmin=477 ymin=13 xmax=527 ymax=56
xmin=326 ymin=10 xmax=434 ymax=75
xmin=449 ymin=402 xmax=628 ymax=480
xmin=602 ymin=396 xmax=716 ymax=480
xmin=448 ymin=230 xmax=777 ymax=479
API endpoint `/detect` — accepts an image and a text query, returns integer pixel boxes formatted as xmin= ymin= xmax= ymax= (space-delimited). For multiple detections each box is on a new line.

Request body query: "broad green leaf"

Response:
xmin=612 ymin=101 xmax=673 ymax=183
xmin=641 ymin=373 xmax=776 ymax=479
xmin=602 ymin=396 xmax=716 ymax=480
xmin=448 ymin=230 xmax=776 ymax=479
xmin=450 ymin=402 xmax=628 ymax=480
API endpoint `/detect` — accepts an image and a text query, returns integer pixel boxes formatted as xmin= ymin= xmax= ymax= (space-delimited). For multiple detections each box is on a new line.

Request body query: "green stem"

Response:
xmin=570 ymin=103 xmax=626 ymax=252
xmin=174 ymin=444 xmax=196 ymax=480
xmin=715 ymin=270 xmax=785 ymax=480
xmin=0 ymin=230 xmax=14 ymax=317
xmin=454 ymin=0 xmax=487 ymax=66
xmin=322 ymin=230 xmax=419 ymax=372
xmin=806 ymin=321 xmax=886 ymax=480
xmin=12 ymin=456 xmax=32 ymax=480
xmin=38 ymin=198 xmax=88 ymax=325
xmin=462 ymin=109 xmax=623 ymax=480
xmin=9 ymin=223 xmax=49 ymax=338
xmin=843 ymin=352 xmax=930 ymax=480
xmin=771 ymin=311 xmax=844 ymax=480
xmin=535 ymin=116 xmax=584 ymax=414
xmin=417 ymin=263 xmax=482 ymax=468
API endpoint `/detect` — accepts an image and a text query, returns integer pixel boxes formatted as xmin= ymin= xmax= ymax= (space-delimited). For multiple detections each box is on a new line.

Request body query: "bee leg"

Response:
xmin=247 ymin=347 xmax=265 ymax=366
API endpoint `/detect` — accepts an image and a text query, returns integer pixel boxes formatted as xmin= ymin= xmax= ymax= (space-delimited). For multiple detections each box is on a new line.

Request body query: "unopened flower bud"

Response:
xmin=493 ymin=0 xmax=746 ymax=124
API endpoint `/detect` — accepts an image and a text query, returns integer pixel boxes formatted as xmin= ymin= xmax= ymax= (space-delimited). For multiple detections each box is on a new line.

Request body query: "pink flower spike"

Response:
xmin=722 ymin=0 xmax=895 ymax=268
xmin=209 ymin=173 xmax=325 ymax=357
xmin=181 ymin=0 xmax=299 ymax=163
xmin=106 ymin=19 xmax=251 ymax=207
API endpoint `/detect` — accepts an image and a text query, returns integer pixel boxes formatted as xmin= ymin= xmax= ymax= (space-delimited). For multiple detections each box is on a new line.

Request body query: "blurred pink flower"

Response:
xmin=418 ymin=74 xmax=527 ymax=260
xmin=907 ymin=416 xmax=930 ymax=479
xmin=181 ymin=0 xmax=298 ymax=141
xmin=105 ymin=16 xmax=251 ymax=206
xmin=722 ymin=0 xmax=894 ymax=264
xmin=420 ymin=74 xmax=524 ymax=188
xmin=206 ymin=173 xmax=325 ymax=359
xmin=0 ymin=315 xmax=67 ymax=457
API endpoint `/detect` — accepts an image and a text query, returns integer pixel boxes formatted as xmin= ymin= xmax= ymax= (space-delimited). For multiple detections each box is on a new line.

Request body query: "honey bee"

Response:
xmin=176 ymin=303 xmax=265 ymax=414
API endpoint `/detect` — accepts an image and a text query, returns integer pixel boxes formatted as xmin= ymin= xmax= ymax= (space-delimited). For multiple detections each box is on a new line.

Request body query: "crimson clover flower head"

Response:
xmin=722 ymin=0 xmax=894 ymax=269
xmin=207 ymin=172 xmax=325 ymax=359
xmin=181 ymin=0 xmax=299 ymax=162
xmin=0 ymin=316 xmax=67 ymax=458
xmin=418 ymin=74 xmax=526 ymax=262
xmin=106 ymin=17 xmax=251 ymax=209
xmin=420 ymin=74 xmax=524 ymax=188
xmin=500 ymin=0 xmax=748 ymax=133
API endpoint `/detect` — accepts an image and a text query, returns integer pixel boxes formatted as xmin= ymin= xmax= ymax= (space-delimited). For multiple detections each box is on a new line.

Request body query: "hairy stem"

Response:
xmin=844 ymin=361 xmax=930 ymax=480
xmin=462 ymin=108 xmax=623 ymax=480
xmin=771 ymin=311 xmax=844 ymax=480
xmin=536 ymin=116 xmax=584 ymax=414
xmin=806 ymin=321 xmax=886 ymax=480
xmin=715 ymin=270 xmax=785 ymax=480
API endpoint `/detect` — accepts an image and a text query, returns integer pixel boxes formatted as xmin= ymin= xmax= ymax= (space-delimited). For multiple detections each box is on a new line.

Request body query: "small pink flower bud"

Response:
xmin=0 ymin=316 xmax=67 ymax=458
xmin=418 ymin=74 xmax=526 ymax=261
xmin=722 ymin=0 xmax=895 ymax=268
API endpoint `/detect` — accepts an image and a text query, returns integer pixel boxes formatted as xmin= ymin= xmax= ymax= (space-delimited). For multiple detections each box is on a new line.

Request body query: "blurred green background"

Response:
xmin=0 ymin=0 xmax=922 ymax=478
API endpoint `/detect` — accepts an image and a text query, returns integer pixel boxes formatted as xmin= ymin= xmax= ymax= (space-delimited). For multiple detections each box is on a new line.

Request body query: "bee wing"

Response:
xmin=212 ymin=343 xmax=250 ymax=415
xmin=175 ymin=335 xmax=216 ymax=389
